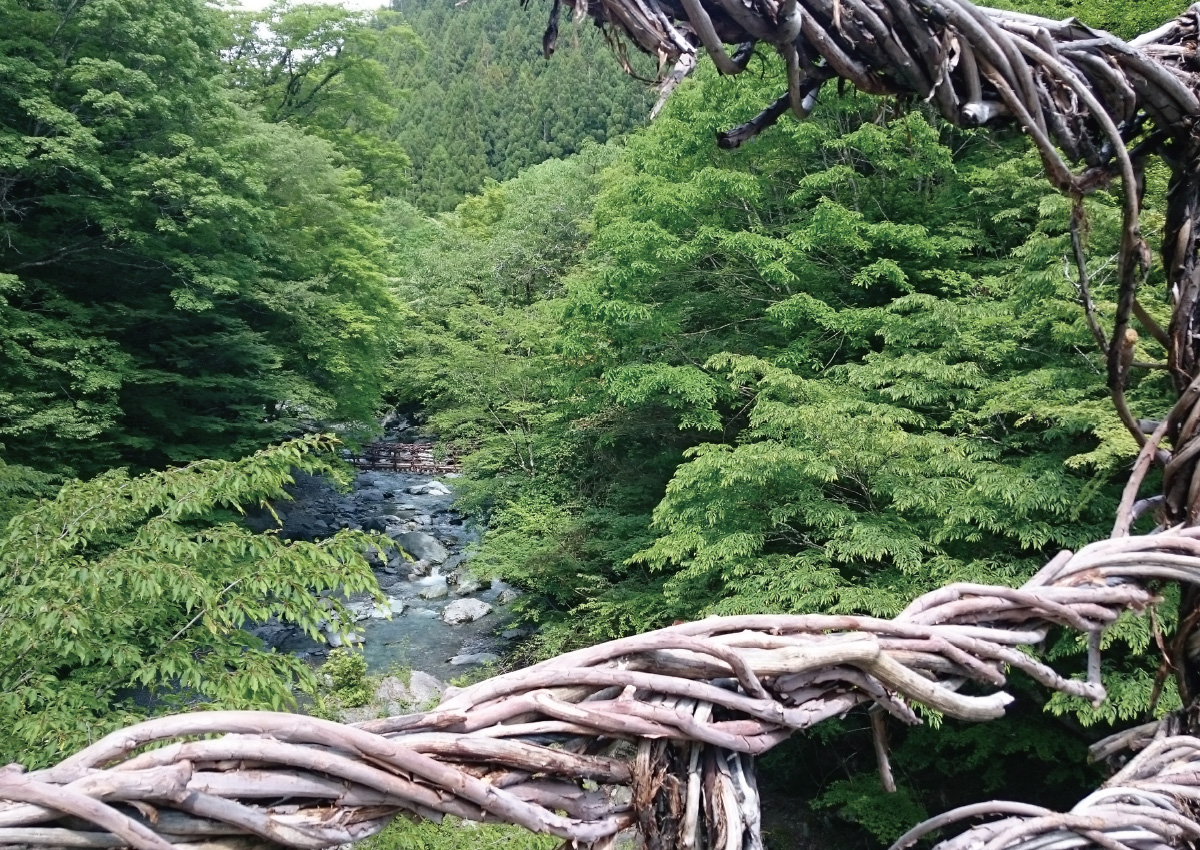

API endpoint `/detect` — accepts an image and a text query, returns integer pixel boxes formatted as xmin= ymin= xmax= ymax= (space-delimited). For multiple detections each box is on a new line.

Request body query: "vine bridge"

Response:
xmin=345 ymin=443 xmax=460 ymax=475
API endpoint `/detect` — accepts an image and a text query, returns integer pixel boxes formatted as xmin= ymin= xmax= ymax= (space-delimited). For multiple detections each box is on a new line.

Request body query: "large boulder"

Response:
xmin=449 ymin=566 xmax=486 ymax=595
xmin=407 ymin=481 xmax=452 ymax=497
xmin=442 ymin=598 xmax=493 ymax=625
xmin=449 ymin=652 xmax=500 ymax=666
xmin=419 ymin=579 xmax=449 ymax=600
xmin=393 ymin=531 xmax=449 ymax=564
xmin=281 ymin=509 xmax=328 ymax=541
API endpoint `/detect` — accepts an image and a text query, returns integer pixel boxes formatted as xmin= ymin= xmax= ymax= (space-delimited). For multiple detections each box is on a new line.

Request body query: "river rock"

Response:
xmin=282 ymin=509 xmax=329 ymax=541
xmin=497 ymin=587 xmax=522 ymax=605
xmin=449 ymin=567 xmax=485 ymax=594
xmin=406 ymin=559 xmax=433 ymax=578
xmin=324 ymin=628 xmax=362 ymax=648
xmin=419 ymin=579 xmax=449 ymax=600
xmin=449 ymin=652 xmax=500 ymax=666
xmin=393 ymin=531 xmax=448 ymax=564
xmin=442 ymin=598 xmax=492 ymax=625
xmin=407 ymin=481 xmax=452 ymax=497
xmin=363 ymin=515 xmax=404 ymax=533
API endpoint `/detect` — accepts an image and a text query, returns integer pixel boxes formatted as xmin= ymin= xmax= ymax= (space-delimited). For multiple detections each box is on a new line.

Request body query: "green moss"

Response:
xmin=360 ymin=816 xmax=559 ymax=850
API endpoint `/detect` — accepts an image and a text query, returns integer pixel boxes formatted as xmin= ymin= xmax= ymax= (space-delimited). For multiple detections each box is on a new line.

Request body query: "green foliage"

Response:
xmin=0 ymin=435 xmax=381 ymax=768
xmin=812 ymin=774 xmax=928 ymax=843
xmin=386 ymin=144 xmax=617 ymax=481
xmin=223 ymin=1 xmax=420 ymax=196
xmin=399 ymin=47 xmax=1179 ymax=846
xmin=312 ymin=648 xmax=374 ymax=716
xmin=325 ymin=649 xmax=371 ymax=703
xmin=1 ymin=0 xmax=1189 ymax=839
xmin=0 ymin=0 xmax=400 ymax=476
xmin=518 ymin=63 xmax=1161 ymax=637
xmin=381 ymin=0 xmax=653 ymax=210
xmin=0 ymin=455 xmax=57 ymax=524
xmin=360 ymin=816 xmax=558 ymax=850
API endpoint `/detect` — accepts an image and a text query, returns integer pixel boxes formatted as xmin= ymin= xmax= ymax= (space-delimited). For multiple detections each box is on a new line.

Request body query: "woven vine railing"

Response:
xmin=6 ymin=1 xmax=1200 ymax=849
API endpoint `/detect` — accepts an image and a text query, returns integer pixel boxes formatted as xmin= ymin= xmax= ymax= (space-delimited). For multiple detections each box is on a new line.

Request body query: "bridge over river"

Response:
xmin=345 ymin=441 xmax=459 ymax=474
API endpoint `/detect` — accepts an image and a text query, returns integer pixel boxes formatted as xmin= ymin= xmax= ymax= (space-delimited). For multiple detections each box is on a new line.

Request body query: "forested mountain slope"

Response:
xmin=383 ymin=0 xmax=654 ymax=210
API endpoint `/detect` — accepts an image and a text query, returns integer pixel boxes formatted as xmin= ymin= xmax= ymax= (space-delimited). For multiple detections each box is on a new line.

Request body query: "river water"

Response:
xmin=250 ymin=466 xmax=525 ymax=680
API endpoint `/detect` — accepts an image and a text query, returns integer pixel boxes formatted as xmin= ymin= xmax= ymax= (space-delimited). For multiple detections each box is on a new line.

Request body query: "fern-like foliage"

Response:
xmin=0 ymin=435 xmax=381 ymax=768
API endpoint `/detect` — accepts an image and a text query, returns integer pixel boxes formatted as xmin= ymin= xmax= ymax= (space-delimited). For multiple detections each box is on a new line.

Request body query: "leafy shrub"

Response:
xmin=812 ymin=775 xmax=928 ymax=843
xmin=360 ymin=816 xmax=558 ymax=850
xmin=322 ymin=649 xmax=373 ymax=708
xmin=0 ymin=435 xmax=381 ymax=768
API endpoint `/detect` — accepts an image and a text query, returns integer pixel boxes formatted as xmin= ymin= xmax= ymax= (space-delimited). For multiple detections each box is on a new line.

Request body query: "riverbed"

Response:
xmin=248 ymin=465 xmax=527 ymax=680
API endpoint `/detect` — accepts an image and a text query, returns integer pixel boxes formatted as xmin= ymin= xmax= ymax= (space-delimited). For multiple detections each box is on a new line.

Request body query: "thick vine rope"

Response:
xmin=892 ymin=735 xmax=1200 ymax=850
xmin=5 ymin=2 xmax=1200 ymax=849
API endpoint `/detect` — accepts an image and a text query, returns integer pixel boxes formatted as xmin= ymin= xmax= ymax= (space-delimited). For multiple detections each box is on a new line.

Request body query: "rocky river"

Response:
xmin=246 ymin=453 xmax=528 ymax=681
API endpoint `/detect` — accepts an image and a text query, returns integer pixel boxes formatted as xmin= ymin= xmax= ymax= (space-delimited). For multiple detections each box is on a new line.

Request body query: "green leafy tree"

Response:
xmin=0 ymin=0 xmax=400 ymax=475
xmin=398 ymin=46 xmax=1178 ymax=843
xmin=0 ymin=435 xmax=381 ymax=769
xmin=223 ymin=1 xmax=421 ymax=196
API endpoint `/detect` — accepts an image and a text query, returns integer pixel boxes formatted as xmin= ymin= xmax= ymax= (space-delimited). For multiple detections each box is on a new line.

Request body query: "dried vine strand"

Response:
xmin=901 ymin=735 xmax=1200 ymax=850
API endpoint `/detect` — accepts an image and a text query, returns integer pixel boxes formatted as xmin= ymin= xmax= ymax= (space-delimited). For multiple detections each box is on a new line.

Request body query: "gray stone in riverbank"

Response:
xmin=442 ymin=598 xmax=492 ymax=625
xmin=338 ymin=670 xmax=446 ymax=723
xmin=392 ymin=531 xmax=449 ymax=564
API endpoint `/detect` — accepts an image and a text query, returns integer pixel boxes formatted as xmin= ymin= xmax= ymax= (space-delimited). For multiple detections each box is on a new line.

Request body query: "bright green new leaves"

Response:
xmin=223 ymin=1 xmax=420 ymax=196
xmin=0 ymin=435 xmax=381 ymax=769
xmin=387 ymin=146 xmax=619 ymax=482
xmin=554 ymin=62 xmax=1164 ymax=630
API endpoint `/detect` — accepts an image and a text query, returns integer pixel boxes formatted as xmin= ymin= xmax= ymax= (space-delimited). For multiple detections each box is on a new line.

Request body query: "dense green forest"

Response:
xmin=382 ymin=0 xmax=654 ymax=209
xmin=0 ymin=0 xmax=1191 ymax=845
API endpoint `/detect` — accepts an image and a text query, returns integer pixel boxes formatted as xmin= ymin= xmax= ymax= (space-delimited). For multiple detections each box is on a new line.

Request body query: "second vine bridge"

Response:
xmin=345 ymin=441 xmax=460 ymax=474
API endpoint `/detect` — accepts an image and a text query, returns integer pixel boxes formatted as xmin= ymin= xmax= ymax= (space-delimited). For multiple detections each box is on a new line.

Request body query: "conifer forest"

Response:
xmin=5 ymin=0 xmax=1200 ymax=848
